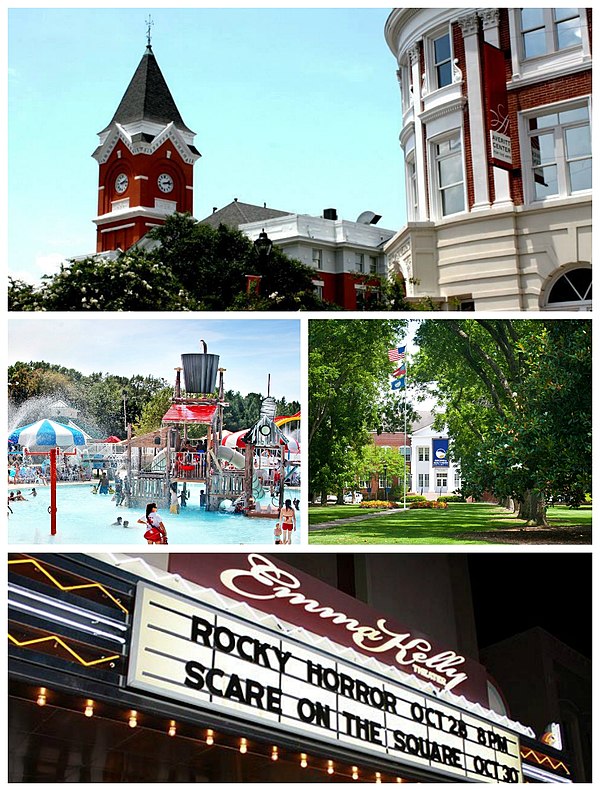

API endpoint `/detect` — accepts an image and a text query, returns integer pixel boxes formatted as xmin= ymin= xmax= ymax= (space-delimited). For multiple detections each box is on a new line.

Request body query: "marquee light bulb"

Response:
xmin=239 ymin=738 xmax=248 ymax=754
xmin=375 ymin=772 xmax=382 ymax=784
xmin=327 ymin=760 xmax=334 ymax=775
xmin=128 ymin=710 xmax=138 ymax=728
xmin=168 ymin=720 xmax=176 ymax=737
xmin=300 ymin=753 xmax=308 ymax=768
xmin=271 ymin=746 xmax=279 ymax=762
xmin=84 ymin=699 xmax=94 ymax=717
xmin=396 ymin=778 xmax=405 ymax=784
xmin=206 ymin=729 xmax=214 ymax=745
xmin=352 ymin=766 xmax=359 ymax=780
xmin=37 ymin=687 xmax=47 ymax=707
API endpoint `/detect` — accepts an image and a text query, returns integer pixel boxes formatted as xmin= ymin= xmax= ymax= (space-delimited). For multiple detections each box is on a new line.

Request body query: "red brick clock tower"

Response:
xmin=92 ymin=43 xmax=200 ymax=253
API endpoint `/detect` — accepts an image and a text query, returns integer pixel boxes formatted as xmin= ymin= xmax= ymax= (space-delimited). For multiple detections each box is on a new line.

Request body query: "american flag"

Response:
xmin=388 ymin=346 xmax=406 ymax=362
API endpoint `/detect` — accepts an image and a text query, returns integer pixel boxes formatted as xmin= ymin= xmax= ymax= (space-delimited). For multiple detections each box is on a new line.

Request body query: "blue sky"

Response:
xmin=8 ymin=6 xmax=406 ymax=283
xmin=8 ymin=317 xmax=301 ymax=401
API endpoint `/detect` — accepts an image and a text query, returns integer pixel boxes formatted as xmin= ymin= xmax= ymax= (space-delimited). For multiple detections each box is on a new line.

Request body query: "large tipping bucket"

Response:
xmin=181 ymin=340 xmax=220 ymax=395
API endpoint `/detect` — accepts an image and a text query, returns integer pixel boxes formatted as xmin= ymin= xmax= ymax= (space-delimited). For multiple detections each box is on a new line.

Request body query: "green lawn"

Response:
xmin=309 ymin=505 xmax=389 ymax=524
xmin=308 ymin=502 xmax=592 ymax=545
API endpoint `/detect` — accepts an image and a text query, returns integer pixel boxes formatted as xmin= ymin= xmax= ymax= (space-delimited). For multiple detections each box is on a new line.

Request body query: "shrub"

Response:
xmin=409 ymin=500 xmax=449 ymax=510
xmin=405 ymin=494 xmax=427 ymax=503
xmin=437 ymin=495 xmax=465 ymax=503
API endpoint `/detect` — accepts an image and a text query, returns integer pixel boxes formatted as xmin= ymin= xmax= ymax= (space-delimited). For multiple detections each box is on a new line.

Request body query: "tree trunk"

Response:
xmin=336 ymin=490 xmax=344 ymax=505
xmin=517 ymin=490 xmax=548 ymax=526
xmin=320 ymin=490 xmax=327 ymax=506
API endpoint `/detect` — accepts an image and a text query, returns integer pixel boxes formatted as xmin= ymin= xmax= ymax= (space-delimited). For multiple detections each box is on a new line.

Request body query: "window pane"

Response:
xmin=530 ymin=113 xmax=559 ymax=130
xmin=556 ymin=17 xmax=581 ymax=49
xmin=433 ymin=34 xmax=451 ymax=62
xmin=531 ymin=132 xmax=556 ymax=165
xmin=437 ymin=61 xmax=453 ymax=87
xmin=520 ymin=8 xmax=544 ymax=30
xmin=565 ymin=125 xmax=591 ymax=159
xmin=533 ymin=165 xmax=558 ymax=198
xmin=523 ymin=28 xmax=547 ymax=58
xmin=568 ymin=160 xmax=592 ymax=192
xmin=559 ymin=105 xmax=589 ymax=124
xmin=439 ymin=154 xmax=462 ymax=187
xmin=548 ymin=269 xmax=592 ymax=303
xmin=441 ymin=184 xmax=464 ymax=215
xmin=554 ymin=8 xmax=578 ymax=22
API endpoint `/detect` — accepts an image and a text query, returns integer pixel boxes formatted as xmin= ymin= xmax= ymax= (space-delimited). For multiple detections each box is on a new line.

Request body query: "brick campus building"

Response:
xmin=384 ymin=8 xmax=592 ymax=310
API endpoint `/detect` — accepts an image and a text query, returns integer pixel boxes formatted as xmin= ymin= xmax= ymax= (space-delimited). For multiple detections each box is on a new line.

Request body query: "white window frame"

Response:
xmin=418 ymin=473 xmax=430 ymax=490
xmin=406 ymin=152 xmax=419 ymax=221
xmin=508 ymin=8 xmax=590 ymax=82
xmin=424 ymin=25 xmax=454 ymax=93
xmin=436 ymin=472 xmax=448 ymax=490
xmin=312 ymin=248 xmax=323 ymax=270
xmin=518 ymin=8 xmax=583 ymax=61
xmin=311 ymin=279 xmax=324 ymax=301
xmin=354 ymin=252 xmax=365 ymax=273
xmin=520 ymin=97 xmax=591 ymax=205
xmin=417 ymin=446 xmax=430 ymax=463
xmin=369 ymin=255 xmax=378 ymax=275
xmin=429 ymin=129 xmax=466 ymax=219
xmin=400 ymin=61 xmax=413 ymax=113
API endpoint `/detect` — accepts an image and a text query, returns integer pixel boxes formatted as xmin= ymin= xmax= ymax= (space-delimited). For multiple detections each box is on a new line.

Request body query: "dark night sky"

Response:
xmin=467 ymin=552 xmax=592 ymax=658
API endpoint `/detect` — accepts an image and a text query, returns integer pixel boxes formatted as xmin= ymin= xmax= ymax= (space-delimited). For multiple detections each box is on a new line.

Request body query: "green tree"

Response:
xmin=9 ymin=213 xmax=332 ymax=311
xmin=411 ymin=319 xmax=592 ymax=525
xmin=357 ymin=443 xmax=409 ymax=499
xmin=309 ymin=319 xmax=406 ymax=502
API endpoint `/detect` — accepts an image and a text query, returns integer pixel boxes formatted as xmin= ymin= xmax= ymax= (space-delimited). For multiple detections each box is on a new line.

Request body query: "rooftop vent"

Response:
xmin=356 ymin=211 xmax=382 ymax=225
xmin=323 ymin=208 xmax=338 ymax=221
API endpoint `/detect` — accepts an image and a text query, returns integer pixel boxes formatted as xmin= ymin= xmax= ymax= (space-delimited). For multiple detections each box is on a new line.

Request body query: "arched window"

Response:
xmin=545 ymin=267 xmax=592 ymax=310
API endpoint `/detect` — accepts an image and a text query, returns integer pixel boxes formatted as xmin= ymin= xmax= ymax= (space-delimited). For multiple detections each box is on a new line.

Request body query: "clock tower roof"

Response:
xmin=100 ymin=45 xmax=194 ymax=137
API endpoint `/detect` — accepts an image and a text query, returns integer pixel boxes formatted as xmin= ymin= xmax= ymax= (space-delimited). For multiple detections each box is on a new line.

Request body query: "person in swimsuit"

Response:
xmin=279 ymin=499 xmax=296 ymax=544
xmin=137 ymin=502 xmax=168 ymax=544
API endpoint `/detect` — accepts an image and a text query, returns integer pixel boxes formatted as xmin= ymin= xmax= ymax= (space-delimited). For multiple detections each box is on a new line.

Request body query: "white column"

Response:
xmin=479 ymin=8 xmax=513 ymax=208
xmin=458 ymin=13 xmax=490 ymax=211
xmin=410 ymin=43 xmax=429 ymax=221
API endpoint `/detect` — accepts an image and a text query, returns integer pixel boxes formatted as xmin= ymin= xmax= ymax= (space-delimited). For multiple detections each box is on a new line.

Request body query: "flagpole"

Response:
xmin=404 ymin=378 xmax=407 ymax=511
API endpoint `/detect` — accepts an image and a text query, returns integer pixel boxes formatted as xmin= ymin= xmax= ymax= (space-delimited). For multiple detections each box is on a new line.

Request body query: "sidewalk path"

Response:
xmin=309 ymin=508 xmax=407 ymax=531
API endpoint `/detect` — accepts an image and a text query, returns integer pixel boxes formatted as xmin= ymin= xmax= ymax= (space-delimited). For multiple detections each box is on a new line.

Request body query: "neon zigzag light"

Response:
xmin=520 ymin=747 xmax=570 ymax=775
xmin=8 ymin=633 xmax=120 ymax=667
xmin=8 ymin=558 xmax=129 ymax=614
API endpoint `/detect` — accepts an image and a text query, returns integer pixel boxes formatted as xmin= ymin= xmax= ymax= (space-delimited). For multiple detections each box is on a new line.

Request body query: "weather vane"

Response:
xmin=146 ymin=14 xmax=154 ymax=47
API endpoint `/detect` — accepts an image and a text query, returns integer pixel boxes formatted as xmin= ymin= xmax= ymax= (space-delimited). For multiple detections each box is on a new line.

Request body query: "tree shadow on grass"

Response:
xmin=308 ymin=503 xmax=549 ymax=545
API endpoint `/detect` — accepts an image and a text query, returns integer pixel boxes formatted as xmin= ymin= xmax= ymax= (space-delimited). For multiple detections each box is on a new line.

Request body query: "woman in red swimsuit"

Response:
xmin=278 ymin=499 xmax=296 ymax=544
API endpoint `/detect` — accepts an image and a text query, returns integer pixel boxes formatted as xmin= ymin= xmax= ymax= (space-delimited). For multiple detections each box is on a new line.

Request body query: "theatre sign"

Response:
xmin=128 ymin=579 xmax=523 ymax=783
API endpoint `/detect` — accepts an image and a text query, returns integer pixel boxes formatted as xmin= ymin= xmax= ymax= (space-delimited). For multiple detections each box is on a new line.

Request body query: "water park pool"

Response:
xmin=7 ymin=483 xmax=301 ymax=546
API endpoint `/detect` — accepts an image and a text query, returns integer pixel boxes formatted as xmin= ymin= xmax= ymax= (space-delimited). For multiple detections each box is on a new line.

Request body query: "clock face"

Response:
xmin=115 ymin=173 xmax=129 ymax=194
xmin=157 ymin=173 xmax=174 ymax=193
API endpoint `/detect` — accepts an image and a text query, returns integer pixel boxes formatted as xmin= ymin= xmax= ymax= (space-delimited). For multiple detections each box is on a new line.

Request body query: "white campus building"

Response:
xmin=411 ymin=421 xmax=461 ymax=499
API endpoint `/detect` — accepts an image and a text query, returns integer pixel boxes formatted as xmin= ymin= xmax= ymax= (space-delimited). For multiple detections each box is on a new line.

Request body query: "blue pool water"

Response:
xmin=7 ymin=483 xmax=301 ymax=546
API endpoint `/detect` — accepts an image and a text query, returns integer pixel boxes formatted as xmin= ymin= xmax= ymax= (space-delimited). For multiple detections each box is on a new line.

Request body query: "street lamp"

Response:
xmin=383 ymin=462 xmax=388 ymax=499
xmin=254 ymin=228 xmax=273 ymax=260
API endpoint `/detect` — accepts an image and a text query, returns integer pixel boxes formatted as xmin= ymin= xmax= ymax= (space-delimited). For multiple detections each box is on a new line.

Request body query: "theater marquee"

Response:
xmin=128 ymin=582 xmax=522 ymax=783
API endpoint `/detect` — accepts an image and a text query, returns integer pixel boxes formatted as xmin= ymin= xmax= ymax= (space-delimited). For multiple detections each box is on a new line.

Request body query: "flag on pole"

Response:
xmin=391 ymin=376 xmax=406 ymax=390
xmin=392 ymin=365 xmax=406 ymax=378
xmin=388 ymin=346 xmax=406 ymax=362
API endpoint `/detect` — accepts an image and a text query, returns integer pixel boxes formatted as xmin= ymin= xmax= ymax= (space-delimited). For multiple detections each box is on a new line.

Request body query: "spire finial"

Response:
xmin=145 ymin=14 xmax=154 ymax=48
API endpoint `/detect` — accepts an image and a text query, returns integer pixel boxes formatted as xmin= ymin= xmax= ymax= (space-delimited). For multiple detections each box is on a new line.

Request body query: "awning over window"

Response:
xmin=162 ymin=404 xmax=217 ymax=424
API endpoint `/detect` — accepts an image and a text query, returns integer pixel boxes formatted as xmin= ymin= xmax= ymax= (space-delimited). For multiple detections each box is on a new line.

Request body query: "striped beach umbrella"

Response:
xmin=8 ymin=419 xmax=87 ymax=450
